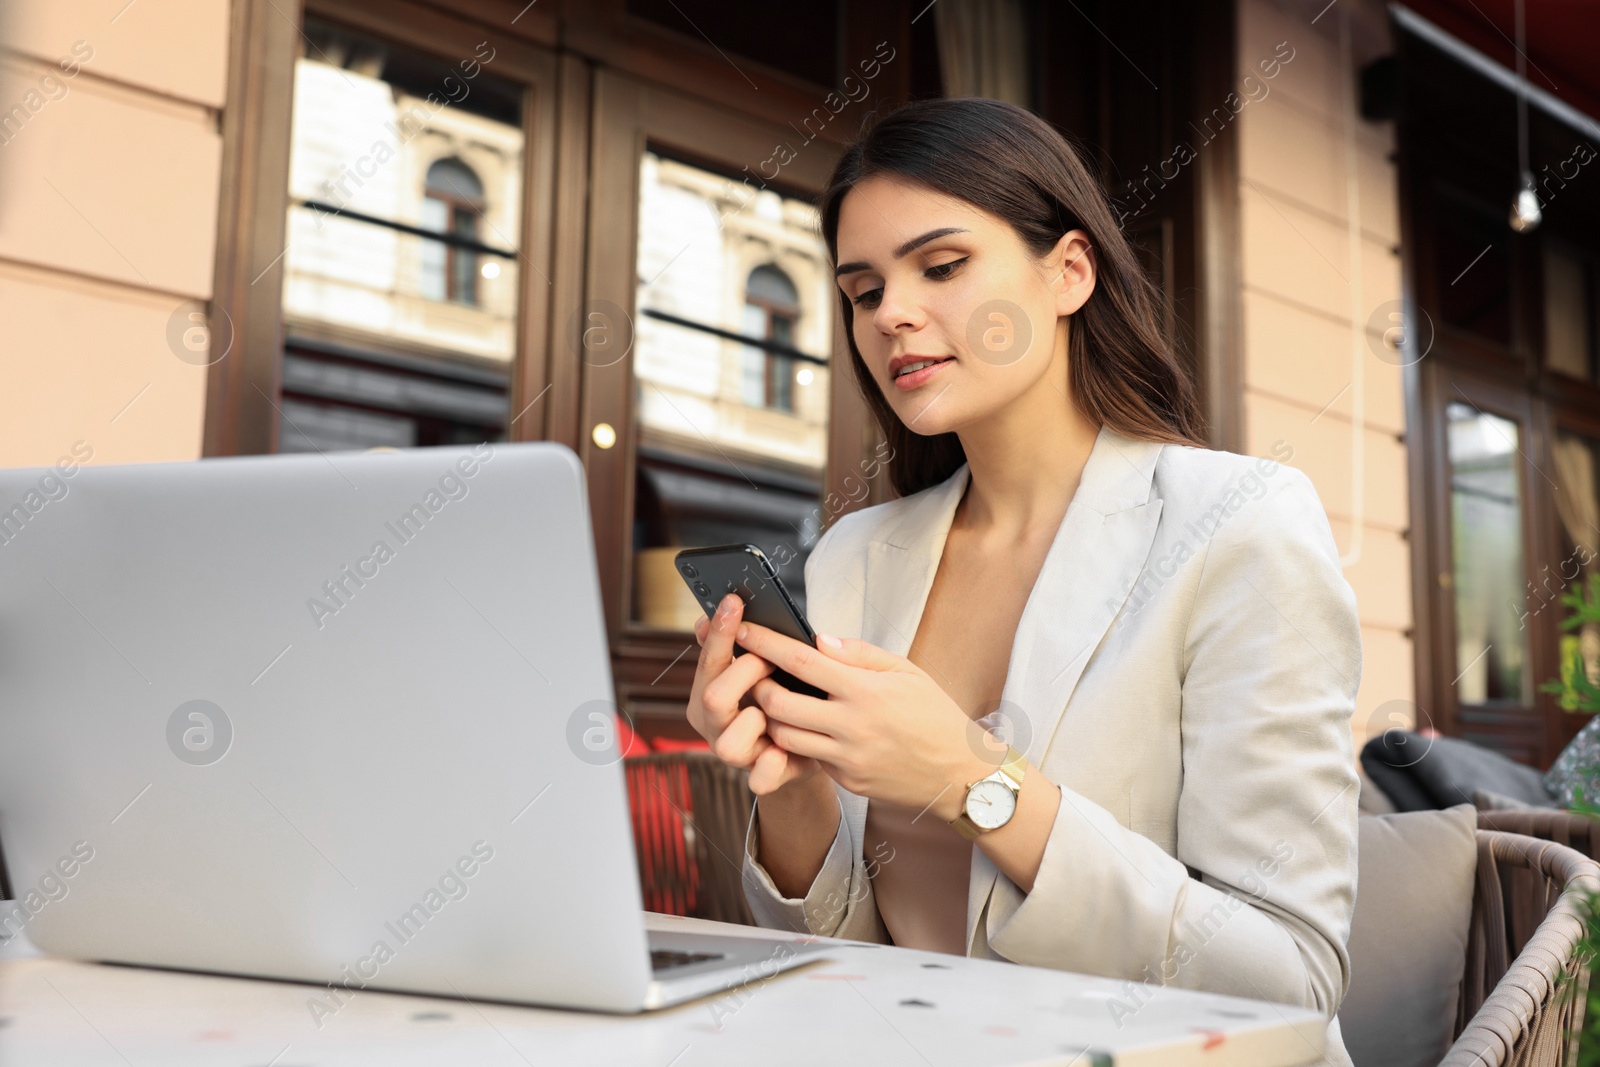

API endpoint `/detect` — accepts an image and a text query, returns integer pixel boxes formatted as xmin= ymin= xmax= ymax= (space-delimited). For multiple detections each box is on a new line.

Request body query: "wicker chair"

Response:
xmin=1440 ymin=826 xmax=1600 ymax=1066
xmin=623 ymin=750 xmax=756 ymax=925
xmin=1478 ymin=808 xmax=1600 ymax=865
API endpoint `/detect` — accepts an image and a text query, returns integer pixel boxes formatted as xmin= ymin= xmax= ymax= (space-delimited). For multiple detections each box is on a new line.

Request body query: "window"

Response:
xmin=741 ymin=265 xmax=801 ymax=413
xmin=1445 ymin=402 xmax=1530 ymax=706
xmin=279 ymin=18 xmax=524 ymax=453
xmin=421 ymin=158 xmax=487 ymax=306
xmin=629 ymin=151 xmax=833 ymax=629
xmin=1548 ymin=430 xmax=1600 ymax=702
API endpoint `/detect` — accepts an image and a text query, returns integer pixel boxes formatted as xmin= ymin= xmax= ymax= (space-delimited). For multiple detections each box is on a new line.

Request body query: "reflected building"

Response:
xmin=279 ymin=22 xmax=523 ymax=452
xmin=630 ymin=153 xmax=834 ymax=629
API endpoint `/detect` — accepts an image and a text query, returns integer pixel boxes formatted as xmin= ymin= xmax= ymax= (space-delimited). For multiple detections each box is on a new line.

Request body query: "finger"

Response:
xmin=765 ymin=716 xmax=841 ymax=764
xmin=813 ymin=633 xmax=912 ymax=673
xmin=693 ymin=614 xmax=709 ymax=646
xmin=701 ymin=652 xmax=777 ymax=719
xmin=734 ymin=620 xmax=853 ymax=695
xmin=712 ymin=704 xmax=771 ymax=768
xmin=692 ymin=593 xmax=745 ymax=690
xmin=752 ymin=677 xmax=839 ymax=735
xmin=747 ymin=742 xmax=793 ymax=795
xmin=755 ymin=748 xmax=793 ymax=796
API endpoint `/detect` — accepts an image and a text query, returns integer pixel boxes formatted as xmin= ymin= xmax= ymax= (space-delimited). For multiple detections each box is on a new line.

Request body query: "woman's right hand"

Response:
xmin=688 ymin=593 xmax=822 ymax=795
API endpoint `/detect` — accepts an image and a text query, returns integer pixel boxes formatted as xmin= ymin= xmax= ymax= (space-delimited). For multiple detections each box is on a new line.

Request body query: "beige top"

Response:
xmin=861 ymin=795 xmax=974 ymax=956
xmin=861 ymin=712 xmax=1013 ymax=956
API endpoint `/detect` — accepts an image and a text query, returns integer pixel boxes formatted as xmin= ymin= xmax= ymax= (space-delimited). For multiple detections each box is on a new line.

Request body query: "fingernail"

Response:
xmin=736 ymin=624 xmax=749 ymax=641
xmin=716 ymin=595 xmax=738 ymax=622
xmin=818 ymin=633 xmax=842 ymax=649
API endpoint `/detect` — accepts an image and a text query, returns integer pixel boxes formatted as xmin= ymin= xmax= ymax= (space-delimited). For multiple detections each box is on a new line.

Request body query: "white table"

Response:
xmin=0 ymin=913 xmax=1328 ymax=1066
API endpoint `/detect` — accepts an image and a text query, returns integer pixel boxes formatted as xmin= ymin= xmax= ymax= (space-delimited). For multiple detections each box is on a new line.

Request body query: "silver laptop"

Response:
xmin=0 ymin=442 xmax=826 ymax=1012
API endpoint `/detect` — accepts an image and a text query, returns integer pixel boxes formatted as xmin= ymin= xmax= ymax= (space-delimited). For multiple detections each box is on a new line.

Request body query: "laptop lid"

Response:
xmin=0 ymin=443 xmax=657 ymax=1013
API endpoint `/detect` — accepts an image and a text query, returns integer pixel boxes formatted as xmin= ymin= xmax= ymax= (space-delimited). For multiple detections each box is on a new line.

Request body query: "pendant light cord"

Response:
xmin=1515 ymin=0 xmax=1530 ymax=178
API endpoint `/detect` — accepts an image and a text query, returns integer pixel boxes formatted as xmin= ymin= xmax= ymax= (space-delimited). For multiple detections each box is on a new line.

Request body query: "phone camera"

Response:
xmin=693 ymin=582 xmax=710 ymax=598
xmin=679 ymin=563 xmax=698 ymax=579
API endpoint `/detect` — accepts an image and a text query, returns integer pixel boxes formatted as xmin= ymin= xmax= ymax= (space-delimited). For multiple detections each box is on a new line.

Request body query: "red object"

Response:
xmin=621 ymin=716 xmax=703 ymax=915
xmin=651 ymin=735 xmax=711 ymax=753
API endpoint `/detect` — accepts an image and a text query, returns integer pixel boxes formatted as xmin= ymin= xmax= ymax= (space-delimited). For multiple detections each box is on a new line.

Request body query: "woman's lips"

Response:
xmin=891 ymin=358 xmax=952 ymax=391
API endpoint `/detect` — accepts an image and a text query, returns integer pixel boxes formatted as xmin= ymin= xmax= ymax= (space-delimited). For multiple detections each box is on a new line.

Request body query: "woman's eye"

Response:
xmin=848 ymin=258 xmax=964 ymax=310
xmin=925 ymin=257 xmax=967 ymax=280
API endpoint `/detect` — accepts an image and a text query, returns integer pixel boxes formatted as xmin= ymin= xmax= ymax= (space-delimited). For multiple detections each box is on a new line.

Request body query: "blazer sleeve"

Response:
xmin=985 ymin=466 xmax=1362 ymax=1014
xmin=740 ymin=781 xmax=887 ymax=941
xmin=740 ymin=516 xmax=889 ymax=943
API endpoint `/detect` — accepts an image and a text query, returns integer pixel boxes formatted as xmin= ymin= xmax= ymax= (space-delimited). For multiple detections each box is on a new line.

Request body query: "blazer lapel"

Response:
xmin=996 ymin=426 xmax=1166 ymax=765
xmin=964 ymin=426 xmax=1166 ymax=952
xmin=858 ymin=465 xmax=971 ymax=655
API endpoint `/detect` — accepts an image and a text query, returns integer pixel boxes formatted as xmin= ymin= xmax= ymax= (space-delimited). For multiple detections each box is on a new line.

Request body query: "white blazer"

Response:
xmin=742 ymin=424 xmax=1362 ymax=1065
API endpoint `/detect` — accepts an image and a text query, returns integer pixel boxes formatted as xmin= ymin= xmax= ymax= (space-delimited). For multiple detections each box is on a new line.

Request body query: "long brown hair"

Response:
xmin=819 ymin=98 xmax=1208 ymax=497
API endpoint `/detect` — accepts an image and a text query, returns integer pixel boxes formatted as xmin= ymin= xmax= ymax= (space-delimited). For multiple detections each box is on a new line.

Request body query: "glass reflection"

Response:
xmin=280 ymin=19 xmax=524 ymax=451
xmin=1446 ymin=401 xmax=1528 ymax=705
xmin=630 ymin=152 xmax=833 ymax=629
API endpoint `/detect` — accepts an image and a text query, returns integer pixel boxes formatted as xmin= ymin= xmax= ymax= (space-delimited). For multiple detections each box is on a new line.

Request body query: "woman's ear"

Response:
xmin=1048 ymin=229 xmax=1097 ymax=317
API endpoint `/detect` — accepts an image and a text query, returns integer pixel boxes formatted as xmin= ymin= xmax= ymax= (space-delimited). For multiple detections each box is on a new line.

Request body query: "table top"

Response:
xmin=0 ymin=913 xmax=1327 ymax=1066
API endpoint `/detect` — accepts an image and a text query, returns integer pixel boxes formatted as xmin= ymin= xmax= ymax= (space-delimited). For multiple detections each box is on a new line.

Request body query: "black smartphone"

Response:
xmin=674 ymin=544 xmax=827 ymax=700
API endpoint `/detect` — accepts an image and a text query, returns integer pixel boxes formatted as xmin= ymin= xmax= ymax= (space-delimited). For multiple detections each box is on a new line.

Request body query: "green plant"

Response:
xmin=1538 ymin=579 xmax=1600 ymax=1055
xmin=1541 ymin=573 xmax=1600 ymax=715
xmin=1560 ymin=789 xmax=1600 ymax=1062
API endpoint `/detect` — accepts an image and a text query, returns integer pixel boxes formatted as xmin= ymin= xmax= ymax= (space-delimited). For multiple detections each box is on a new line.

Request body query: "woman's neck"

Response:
xmin=953 ymin=327 xmax=1100 ymax=538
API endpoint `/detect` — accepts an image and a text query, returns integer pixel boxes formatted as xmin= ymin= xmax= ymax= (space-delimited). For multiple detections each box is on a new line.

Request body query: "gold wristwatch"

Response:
xmin=948 ymin=746 xmax=1027 ymax=840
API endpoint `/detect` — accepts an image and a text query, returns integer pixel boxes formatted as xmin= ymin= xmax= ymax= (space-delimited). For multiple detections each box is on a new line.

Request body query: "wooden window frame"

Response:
xmin=582 ymin=67 xmax=877 ymax=730
xmin=560 ymin=0 xmax=915 ymax=142
xmin=1412 ymin=362 xmax=1557 ymax=762
xmin=208 ymin=0 xmax=890 ymax=740
xmin=205 ymin=0 xmax=566 ymax=457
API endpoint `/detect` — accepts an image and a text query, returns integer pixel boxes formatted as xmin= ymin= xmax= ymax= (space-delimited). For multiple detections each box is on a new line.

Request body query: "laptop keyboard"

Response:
xmin=650 ymin=948 xmax=727 ymax=973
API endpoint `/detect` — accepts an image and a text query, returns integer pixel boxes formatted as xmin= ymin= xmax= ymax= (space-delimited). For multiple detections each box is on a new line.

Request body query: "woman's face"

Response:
xmin=834 ymin=174 xmax=1096 ymax=436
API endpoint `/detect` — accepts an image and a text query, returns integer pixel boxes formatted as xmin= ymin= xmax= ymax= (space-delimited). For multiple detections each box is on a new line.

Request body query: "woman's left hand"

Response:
xmin=733 ymin=621 xmax=1000 ymax=821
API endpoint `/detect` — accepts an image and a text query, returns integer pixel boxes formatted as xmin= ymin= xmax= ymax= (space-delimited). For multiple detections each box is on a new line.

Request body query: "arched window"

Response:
xmin=740 ymin=264 xmax=800 ymax=412
xmin=420 ymin=158 xmax=485 ymax=305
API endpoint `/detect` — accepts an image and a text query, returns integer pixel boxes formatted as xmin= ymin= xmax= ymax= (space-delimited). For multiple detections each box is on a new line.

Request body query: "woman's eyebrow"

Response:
xmin=834 ymin=227 xmax=971 ymax=278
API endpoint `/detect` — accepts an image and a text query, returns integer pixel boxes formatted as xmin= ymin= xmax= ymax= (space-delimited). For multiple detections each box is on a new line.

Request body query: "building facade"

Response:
xmin=2 ymin=0 xmax=1596 ymax=766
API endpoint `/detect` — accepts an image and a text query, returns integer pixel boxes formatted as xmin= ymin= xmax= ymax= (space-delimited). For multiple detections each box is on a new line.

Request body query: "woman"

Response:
xmin=686 ymin=98 xmax=1361 ymax=1064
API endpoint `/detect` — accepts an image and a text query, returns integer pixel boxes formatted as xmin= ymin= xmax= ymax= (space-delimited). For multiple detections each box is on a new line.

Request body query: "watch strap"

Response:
xmin=994 ymin=746 xmax=1027 ymax=788
xmin=948 ymin=746 xmax=1027 ymax=840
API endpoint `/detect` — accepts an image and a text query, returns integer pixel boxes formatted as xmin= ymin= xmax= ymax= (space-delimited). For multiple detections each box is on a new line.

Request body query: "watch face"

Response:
xmin=965 ymin=778 xmax=1018 ymax=831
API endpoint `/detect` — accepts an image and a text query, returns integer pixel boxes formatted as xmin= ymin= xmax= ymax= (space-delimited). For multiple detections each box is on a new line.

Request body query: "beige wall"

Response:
xmin=1235 ymin=0 xmax=1413 ymax=752
xmin=0 ymin=0 xmax=228 ymax=470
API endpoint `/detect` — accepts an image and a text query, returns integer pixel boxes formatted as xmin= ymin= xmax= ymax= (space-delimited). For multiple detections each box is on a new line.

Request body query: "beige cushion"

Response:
xmin=1341 ymin=804 xmax=1478 ymax=1067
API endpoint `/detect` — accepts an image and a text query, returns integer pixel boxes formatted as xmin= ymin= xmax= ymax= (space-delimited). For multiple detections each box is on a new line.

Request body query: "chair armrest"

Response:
xmin=1477 ymin=807 xmax=1600 ymax=863
xmin=1443 ymin=830 xmax=1600 ymax=1066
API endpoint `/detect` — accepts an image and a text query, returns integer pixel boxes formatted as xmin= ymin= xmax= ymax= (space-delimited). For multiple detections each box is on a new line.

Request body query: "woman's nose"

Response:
xmin=872 ymin=284 xmax=926 ymax=336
